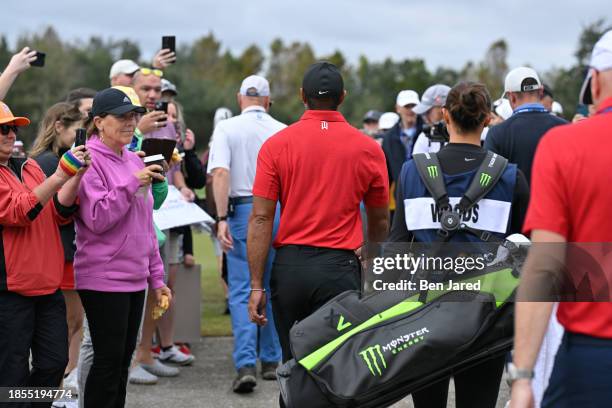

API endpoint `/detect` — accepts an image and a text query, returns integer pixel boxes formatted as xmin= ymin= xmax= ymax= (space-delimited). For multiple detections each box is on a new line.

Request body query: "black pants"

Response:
xmin=270 ymin=245 xmax=361 ymax=363
xmin=542 ymin=332 xmax=612 ymax=407
xmin=78 ymin=290 xmax=145 ymax=408
xmin=412 ymin=354 xmax=506 ymax=408
xmin=0 ymin=290 xmax=68 ymax=408
xmin=182 ymin=226 xmax=193 ymax=256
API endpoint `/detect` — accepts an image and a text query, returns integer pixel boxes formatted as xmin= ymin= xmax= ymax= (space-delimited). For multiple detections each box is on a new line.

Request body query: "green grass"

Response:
xmin=193 ymin=231 xmax=232 ymax=336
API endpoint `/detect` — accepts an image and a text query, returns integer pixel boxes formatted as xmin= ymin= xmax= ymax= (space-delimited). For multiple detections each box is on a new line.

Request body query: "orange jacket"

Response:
xmin=0 ymin=158 xmax=76 ymax=296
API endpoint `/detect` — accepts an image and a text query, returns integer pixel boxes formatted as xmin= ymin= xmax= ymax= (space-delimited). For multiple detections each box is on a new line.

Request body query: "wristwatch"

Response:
xmin=216 ymin=215 xmax=228 ymax=222
xmin=507 ymin=362 xmax=534 ymax=385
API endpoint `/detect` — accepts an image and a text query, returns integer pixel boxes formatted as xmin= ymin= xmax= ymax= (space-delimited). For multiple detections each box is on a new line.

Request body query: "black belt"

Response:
xmin=229 ymin=196 xmax=253 ymax=206
xmin=277 ymin=245 xmax=356 ymax=256
xmin=565 ymin=331 xmax=612 ymax=346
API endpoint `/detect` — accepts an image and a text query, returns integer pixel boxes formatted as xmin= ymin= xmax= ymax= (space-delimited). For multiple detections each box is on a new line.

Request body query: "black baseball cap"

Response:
xmin=302 ymin=61 xmax=344 ymax=99
xmin=90 ymin=87 xmax=146 ymax=117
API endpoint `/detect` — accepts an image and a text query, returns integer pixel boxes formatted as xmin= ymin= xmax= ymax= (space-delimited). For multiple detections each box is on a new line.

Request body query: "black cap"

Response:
xmin=302 ymin=61 xmax=344 ymax=99
xmin=542 ymin=84 xmax=553 ymax=98
xmin=90 ymin=88 xmax=146 ymax=117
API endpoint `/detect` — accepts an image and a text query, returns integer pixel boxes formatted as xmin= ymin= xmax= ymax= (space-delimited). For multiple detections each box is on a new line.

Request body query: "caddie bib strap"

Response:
xmin=458 ymin=151 xmax=508 ymax=213
xmin=413 ymin=153 xmax=449 ymax=211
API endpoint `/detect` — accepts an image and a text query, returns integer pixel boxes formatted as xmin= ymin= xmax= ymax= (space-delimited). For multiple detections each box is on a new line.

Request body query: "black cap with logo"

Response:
xmin=302 ymin=61 xmax=344 ymax=99
xmin=90 ymin=88 xmax=146 ymax=118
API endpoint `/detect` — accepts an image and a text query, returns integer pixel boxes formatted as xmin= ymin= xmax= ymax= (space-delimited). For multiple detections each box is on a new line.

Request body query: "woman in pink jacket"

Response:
xmin=74 ymin=87 xmax=171 ymax=408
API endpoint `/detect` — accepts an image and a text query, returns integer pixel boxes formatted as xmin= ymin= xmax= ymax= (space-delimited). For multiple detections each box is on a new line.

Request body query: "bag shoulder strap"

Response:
xmin=458 ymin=151 xmax=508 ymax=212
xmin=412 ymin=153 xmax=450 ymax=210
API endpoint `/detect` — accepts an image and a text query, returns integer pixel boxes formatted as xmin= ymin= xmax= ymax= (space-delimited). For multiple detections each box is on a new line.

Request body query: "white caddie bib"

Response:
xmin=404 ymin=197 xmax=511 ymax=233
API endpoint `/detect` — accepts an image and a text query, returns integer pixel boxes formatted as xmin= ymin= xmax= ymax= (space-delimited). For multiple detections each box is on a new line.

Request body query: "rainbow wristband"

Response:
xmin=59 ymin=150 xmax=84 ymax=177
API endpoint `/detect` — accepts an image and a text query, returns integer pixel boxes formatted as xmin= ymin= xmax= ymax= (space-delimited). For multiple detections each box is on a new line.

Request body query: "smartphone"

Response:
xmin=75 ymin=128 xmax=87 ymax=147
xmin=31 ymin=51 xmax=46 ymax=67
xmin=155 ymin=101 xmax=168 ymax=114
xmin=162 ymin=36 xmax=176 ymax=54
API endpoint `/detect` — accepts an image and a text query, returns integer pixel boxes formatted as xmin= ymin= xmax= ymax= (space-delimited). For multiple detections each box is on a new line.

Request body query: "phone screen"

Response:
xmin=155 ymin=101 xmax=168 ymax=114
xmin=75 ymin=128 xmax=86 ymax=147
xmin=162 ymin=36 xmax=176 ymax=54
xmin=31 ymin=51 xmax=46 ymax=67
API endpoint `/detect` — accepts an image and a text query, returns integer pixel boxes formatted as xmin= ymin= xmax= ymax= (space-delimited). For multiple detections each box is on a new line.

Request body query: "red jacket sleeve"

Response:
xmin=0 ymin=182 xmax=42 ymax=227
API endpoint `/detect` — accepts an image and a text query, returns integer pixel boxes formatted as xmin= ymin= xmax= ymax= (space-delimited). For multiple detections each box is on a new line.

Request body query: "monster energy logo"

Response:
xmin=479 ymin=172 xmax=492 ymax=186
xmin=359 ymin=345 xmax=386 ymax=376
xmin=427 ymin=165 xmax=438 ymax=178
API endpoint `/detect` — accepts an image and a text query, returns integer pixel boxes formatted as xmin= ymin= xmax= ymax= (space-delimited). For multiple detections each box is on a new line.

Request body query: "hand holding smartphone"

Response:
xmin=162 ymin=36 xmax=176 ymax=63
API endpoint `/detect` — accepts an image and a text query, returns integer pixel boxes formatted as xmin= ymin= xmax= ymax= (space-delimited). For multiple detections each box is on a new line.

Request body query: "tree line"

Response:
xmin=1 ymin=19 xmax=609 ymax=149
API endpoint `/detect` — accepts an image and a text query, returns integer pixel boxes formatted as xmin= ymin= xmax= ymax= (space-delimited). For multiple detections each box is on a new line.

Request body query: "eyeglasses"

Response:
xmin=0 ymin=124 xmax=18 ymax=136
xmin=140 ymin=68 xmax=163 ymax=77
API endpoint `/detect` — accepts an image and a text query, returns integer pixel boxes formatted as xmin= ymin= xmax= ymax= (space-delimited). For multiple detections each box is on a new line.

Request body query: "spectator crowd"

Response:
xmin=1 ymin=29 xmax=612 ymax=408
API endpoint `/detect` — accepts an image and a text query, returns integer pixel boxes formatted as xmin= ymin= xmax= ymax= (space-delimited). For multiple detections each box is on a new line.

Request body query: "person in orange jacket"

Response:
xmin=0 ymin=101 xmax=90 ymax=391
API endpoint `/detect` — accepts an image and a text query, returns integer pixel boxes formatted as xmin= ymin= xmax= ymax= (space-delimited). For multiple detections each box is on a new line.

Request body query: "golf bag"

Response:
xmin=277 ymin=251 xmax=525 ymax=407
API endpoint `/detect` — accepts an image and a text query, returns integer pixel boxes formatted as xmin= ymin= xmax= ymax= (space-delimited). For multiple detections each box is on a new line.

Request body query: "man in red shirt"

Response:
xmin=511 ymin=30 xmax=612 ymax=408
xmin=247 ymin=62 xmax=389 ymax=370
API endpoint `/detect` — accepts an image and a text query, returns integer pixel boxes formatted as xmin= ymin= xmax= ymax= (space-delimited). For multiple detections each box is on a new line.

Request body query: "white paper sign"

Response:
xmin=153 ymin=185 xmax=214 ymax=230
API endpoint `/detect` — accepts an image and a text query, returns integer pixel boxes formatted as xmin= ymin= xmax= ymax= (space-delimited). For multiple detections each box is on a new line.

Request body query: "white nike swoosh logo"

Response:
xmin=465 ymin=158 xmax=476 ymax=161
xmin=318 ymin=90 xmax=329 ymax=95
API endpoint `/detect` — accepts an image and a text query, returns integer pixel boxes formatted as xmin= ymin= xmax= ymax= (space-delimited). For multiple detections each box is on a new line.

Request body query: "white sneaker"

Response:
xmin=63 ymin=369 xmax=79 ymax=396
xmin=158 ymin=345 xmax=195 ymax=366
xmin=140 ymin=359 xmax=180 ymax=377
xmin=52 ymin=401 xmax=78 ymax=408
xmin=129 ymin=364 xmax=159 ymax=384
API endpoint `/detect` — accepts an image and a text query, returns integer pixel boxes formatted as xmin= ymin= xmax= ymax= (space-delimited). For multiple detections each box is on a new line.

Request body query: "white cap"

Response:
xmin=240 ymin=75 xmax=270 ymax=97
xmin=579 ymin=30 xmax=612 ymax=105
xmin=412 ymin=84 xmax=451 ymax=115
xmin=396 ymin=90 xmax=420 ymax=107
xmin=551 ymin=101 xmax=564 ymax=116
xmin=378 ymin=112 xmax=400 ymax=130
xmin=109 ymin=59 xmax=140 ymax=79
xmin=214 ymin=107 xmax=233 ymax=128
xmin=493 ymin=98 xmax=513 ymax=120
xmin=504 ymin=67 xmax=542 ymax=94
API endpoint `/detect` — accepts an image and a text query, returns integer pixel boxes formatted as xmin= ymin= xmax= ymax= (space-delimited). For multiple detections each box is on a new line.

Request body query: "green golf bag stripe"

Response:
xmin=424 ymin=268 xmax=518 ymax=306
xmin=298 ymin=267 xmax=518 ymax=371
xmin=299 ymin=295 xmax=423 ymax=370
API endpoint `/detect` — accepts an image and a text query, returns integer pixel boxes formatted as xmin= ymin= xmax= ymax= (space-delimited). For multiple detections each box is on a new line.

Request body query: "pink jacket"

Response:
xmin=74 ymin=136 xmax=164 ymax=292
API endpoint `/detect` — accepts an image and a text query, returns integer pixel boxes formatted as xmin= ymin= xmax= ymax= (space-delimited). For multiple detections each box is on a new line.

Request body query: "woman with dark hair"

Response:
xmin=30 ymin=101 xmax=85 ymax=392
xmin=74 ymin=87 xmax=172 ymax=408
xmin=389 ymin=82 xmax=530 ymax=408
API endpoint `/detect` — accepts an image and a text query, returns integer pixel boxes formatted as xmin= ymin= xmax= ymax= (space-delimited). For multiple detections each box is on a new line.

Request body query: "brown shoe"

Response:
xmin=232 ymin=366 xmax=256 ymax=393
xmin=261 ymin=362 xmax=278 ymax=380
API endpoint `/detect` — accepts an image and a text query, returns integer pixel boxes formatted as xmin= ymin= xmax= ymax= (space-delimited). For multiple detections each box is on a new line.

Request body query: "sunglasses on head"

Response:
xmin=140 ymin=68 xmax=163 ymax=77
xmin=0 ymin=124 xmax=18 ymax=136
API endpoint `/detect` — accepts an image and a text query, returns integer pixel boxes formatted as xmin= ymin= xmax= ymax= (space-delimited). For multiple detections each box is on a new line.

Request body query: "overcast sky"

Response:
xmin=4 ymin=1 xmax=610 ymax=73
